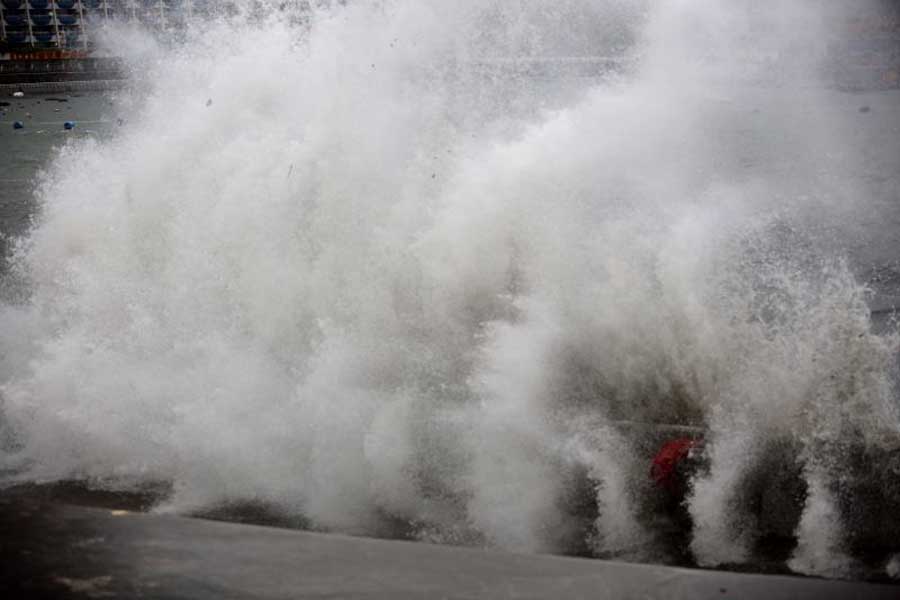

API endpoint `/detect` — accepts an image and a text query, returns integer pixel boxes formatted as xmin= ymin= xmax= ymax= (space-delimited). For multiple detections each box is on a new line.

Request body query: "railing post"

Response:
xmin=77 ymin=0 xmax=86 ymax=52
xmin=25 ymin=0 xmax=34 ymax=49
xmin=52 ymin=0 xmax=61 ymax=51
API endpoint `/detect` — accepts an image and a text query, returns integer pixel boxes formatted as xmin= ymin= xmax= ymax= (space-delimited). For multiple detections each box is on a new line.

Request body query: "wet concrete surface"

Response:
xmin=1 ymin=492 xmax=898 ymax=600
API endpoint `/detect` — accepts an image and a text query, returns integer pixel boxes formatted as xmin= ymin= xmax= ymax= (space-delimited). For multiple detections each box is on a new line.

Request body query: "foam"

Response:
xmin=1 ymin=0 xmax=897 ymax=578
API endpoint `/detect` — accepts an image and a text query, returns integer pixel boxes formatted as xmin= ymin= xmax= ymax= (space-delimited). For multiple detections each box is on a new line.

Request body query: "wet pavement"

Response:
xmin=1 ymin=493 xmax=898 ymax=600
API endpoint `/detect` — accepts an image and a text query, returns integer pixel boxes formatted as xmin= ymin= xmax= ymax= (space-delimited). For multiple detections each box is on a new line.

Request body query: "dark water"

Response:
xmin=0 ymin=93 xmax=115 ymax=269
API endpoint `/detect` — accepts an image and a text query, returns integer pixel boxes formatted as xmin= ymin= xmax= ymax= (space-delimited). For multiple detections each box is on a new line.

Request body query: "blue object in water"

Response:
xmin=13 ymin=121 xmax=24 ymax=130
xmin=63 ymin=121 xmax=75 ymax=130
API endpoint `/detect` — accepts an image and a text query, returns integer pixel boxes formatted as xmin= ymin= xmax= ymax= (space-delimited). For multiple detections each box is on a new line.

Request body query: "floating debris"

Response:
xmin=13 ymin=121 xmax=24 ymax=130
xmin=12 ymin=91 xmax=24 ymax=98
xmin=64 ymin=121 xmax=76 ymax=130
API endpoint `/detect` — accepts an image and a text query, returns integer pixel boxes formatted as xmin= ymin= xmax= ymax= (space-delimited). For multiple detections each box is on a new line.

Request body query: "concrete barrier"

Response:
xmin=0 ymin=495 xmax=895 ymax=600
xmin=0 ymin=79 xmax=127 ymax=95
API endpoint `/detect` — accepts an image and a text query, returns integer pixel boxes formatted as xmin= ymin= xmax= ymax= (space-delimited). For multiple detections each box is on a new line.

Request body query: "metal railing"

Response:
xmin=1 ymin=0 xmax=87 ymax=50
xmin=0 ymin=1 xmax=210 ymax=51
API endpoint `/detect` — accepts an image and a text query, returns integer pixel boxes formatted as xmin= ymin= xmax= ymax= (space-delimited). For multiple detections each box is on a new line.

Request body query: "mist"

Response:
xmin=1 ymin=0 xmax=898 ymax=580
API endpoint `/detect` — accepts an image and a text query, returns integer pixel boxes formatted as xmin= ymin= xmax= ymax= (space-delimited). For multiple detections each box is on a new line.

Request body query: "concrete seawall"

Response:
xmin=0 ymin=78 xmax=127 ymax=95
xmin=0 ymin=58 xmax=126 ymax=95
